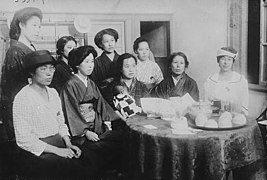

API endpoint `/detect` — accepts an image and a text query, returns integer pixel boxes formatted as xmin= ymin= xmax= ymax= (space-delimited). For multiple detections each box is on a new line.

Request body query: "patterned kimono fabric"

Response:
xmin=150 ymin=73 xmax=199 ymax=101
xmin=61 ymin=75 xmax=124 ymax=172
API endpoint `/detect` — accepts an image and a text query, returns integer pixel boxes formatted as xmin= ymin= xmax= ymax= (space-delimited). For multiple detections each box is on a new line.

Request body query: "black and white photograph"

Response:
xmin=0 ymin=0 xmax=266 ymax=179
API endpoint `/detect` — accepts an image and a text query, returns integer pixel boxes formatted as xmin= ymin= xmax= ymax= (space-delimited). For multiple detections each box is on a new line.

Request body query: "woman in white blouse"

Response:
xmin=13 ymin=50 xmax=97 ymax=179
xmin=204 ymin=47 xmax=249 ymax=115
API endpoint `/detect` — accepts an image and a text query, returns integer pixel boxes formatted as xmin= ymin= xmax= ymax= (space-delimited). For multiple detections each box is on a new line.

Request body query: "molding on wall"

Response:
xmin=227 ymin=0 xmax=248 ymax=76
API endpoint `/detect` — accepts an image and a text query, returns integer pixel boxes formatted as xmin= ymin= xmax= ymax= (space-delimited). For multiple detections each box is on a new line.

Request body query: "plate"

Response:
xmin=186 ymin=115 xmax=247 ymax=131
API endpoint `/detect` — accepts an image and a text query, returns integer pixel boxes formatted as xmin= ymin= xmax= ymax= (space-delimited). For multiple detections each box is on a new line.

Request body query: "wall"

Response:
xmin=0 ymin=0 xmax=265 ymax=118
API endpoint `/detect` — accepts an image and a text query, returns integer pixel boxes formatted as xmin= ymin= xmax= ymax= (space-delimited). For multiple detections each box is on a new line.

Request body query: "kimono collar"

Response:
xmin=121 ymin=77 xmax=136 ymax=92
xmin=171 ymin=72 xmax=185 ymax=85
xmin=10 ymin=39 xmax=33 ymax=52
xmin=75 ymin=74 xmax=88 ymax=87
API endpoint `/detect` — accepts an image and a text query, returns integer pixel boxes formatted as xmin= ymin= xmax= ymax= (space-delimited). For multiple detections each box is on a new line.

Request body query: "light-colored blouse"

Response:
xmin=13 ymin=85 xmax=69 ymax=156
xmin=136 ymin=60 xmax=163 ymax=85
xmin=204 ymin=72 xmax=249 ymax=115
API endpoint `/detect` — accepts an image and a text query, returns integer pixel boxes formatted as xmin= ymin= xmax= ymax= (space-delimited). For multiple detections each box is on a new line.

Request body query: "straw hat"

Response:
xmin=74 ymin=15 xmax=91 ymax=33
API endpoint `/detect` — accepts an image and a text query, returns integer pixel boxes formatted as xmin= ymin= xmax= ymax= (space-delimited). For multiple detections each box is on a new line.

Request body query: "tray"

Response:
xmin=187 ymin=115 xmax=247 ymax=131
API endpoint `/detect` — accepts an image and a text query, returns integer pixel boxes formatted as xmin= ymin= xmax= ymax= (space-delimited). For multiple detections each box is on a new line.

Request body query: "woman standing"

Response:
xmin=133 ymin=37 xmax=163 ymax=90
xmin=204 ymin=47 xmax=249 ymax=115
xmin=60 ymin=45 xmax=123 ymax=172
xmin=13 ymin=50 xmax=95 ymax=179
xmin=1 ymin=7 xmax=42 ymax=141
xmin=90 ymin=28 xmax=120 ymax=88
xmin=150 ymin=52 xmax=199 ymax=101
xmin=50 ymin=36 xmax=77 ymax=93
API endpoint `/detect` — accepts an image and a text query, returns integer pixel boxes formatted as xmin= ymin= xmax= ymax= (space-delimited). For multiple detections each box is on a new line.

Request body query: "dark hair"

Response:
xmin=216 ymin=46 xmax=237 ymax=63
xmin=56 ymin=36 xmax=77 ymax=57
xmin=68 ymin=45 xmax=97 ymax=73
xmin=167 ymin=52 xmax=189 ymax=73
xmin=94 ymin=28 xmax=119 ymax=50
xmin=133 ymin=37 xmax=150 ymax=53
xmin=9 ymin=7 xmax=43 ymax=40
xmin=112 ymin=84 xmax=124 ymax=96
xmin=117 ymin=53 xmax=137 ymax=77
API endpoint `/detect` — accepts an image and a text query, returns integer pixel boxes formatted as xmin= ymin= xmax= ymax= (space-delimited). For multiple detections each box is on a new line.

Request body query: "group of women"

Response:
xmin=0 ymin=6 xmax=249 ymax=179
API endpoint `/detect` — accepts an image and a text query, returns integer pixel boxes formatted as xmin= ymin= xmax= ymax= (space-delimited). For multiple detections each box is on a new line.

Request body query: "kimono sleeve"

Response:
xmin=94 ymin=84 xmax=120 ymax=122
xmin=188 ymin=78 xmax=199 ymax=101
xmin=60 ymin=83 xmax=87 ymax=136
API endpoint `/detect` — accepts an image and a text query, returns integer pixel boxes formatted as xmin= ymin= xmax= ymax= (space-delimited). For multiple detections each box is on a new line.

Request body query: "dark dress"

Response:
xmin=1 ymin=39 xmax=33 ymax=140
xmin=89 ymin=51 xmax=120 ymax=86
xmin=50 ymin=59 xmax=73 ymax=93
xmin=150 ymin=73 xmax=199 ymax=101
xmin=60 ymin=75 xmax=123 ymax=171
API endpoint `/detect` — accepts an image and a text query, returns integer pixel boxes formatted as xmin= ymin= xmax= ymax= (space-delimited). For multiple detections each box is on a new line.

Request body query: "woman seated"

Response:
xmin=133 ymin=37 xmax=164 ymax=90
xmin=107 ymin=53 xmax=148 ymax=119
xmin=204 ymin=47 xmax=249 ymax=115
xmin=13 ymin=50 xmax=95 ymax=179
xmin=60 ymin=45 xmax=123 ymax=172
xmin=150 ymin=52 xmax=199 ymax=101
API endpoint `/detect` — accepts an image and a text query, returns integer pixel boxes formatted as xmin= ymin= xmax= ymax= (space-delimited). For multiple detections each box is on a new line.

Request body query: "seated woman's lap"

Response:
xmin=17 ymin=147 xmax=97 ymax=178
xmin=73 ymin=127 xmax=125 ymax=172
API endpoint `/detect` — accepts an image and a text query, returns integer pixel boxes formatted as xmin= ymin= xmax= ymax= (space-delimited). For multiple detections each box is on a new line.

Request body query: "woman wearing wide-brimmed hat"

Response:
xmin=13 ymin=50 xmax=97 ymax=179
xmin=1 ymin=7 xmax=43 ymax=141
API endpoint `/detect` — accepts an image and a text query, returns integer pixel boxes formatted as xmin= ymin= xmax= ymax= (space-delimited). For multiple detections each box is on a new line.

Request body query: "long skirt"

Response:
xmin=16 ymin=134 xmax=98 ymax=179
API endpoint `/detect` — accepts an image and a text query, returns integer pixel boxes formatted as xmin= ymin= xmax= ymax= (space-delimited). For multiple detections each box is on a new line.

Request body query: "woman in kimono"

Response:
xmin=60 ymin=45 xmax=123 ymax=172
xmin=1 ymin=7 xmax=42 ymax=141
xmin=50 ymin=36 xmax=77 ymax=93
xmin=150 ymin=52 xmax=199 ymax=101
xmin=107 ymin=53 xmax=148 ymax=119
xmin=204 ymin=47 xmax=249 ymax=115
xmin=89 ymin=28 xmax=120 ymax=100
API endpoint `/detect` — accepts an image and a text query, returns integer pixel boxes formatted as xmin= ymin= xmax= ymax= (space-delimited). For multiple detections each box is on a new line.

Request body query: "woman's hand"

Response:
xmin=85 ymin=130 xmax=100 ymax=142
xmin=55 ymin=147 xmax=76 ymax=159
xmin=63 ymin=135 xmax=82 ymax=158
xmin=68 ymin=145 xmax=82 ymax=158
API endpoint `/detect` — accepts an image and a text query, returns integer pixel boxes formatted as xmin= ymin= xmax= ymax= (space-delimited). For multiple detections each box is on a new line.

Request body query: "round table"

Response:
xmin=125 ymin=114 xmax=265 ymax=180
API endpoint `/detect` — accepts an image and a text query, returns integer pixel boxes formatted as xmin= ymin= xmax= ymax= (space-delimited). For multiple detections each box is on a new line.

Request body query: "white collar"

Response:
xmin=172 ymin=76 xmax=179 ymax=85
xmin=209 ymin=72 xmax=242 ymax=83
